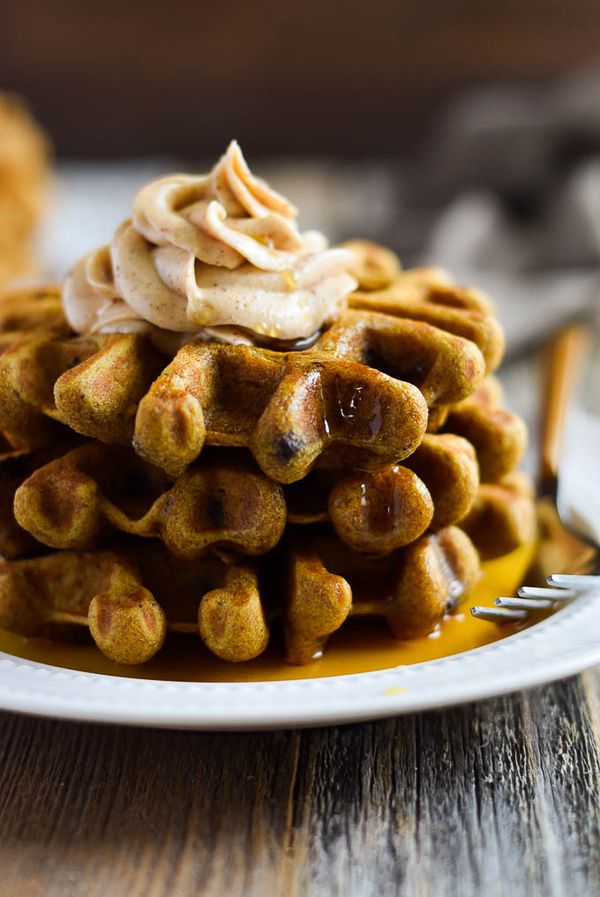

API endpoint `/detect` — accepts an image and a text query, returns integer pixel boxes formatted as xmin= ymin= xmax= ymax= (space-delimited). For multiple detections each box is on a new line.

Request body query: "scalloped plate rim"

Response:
xmin=0 ymin=584 xmax=597 ymax=730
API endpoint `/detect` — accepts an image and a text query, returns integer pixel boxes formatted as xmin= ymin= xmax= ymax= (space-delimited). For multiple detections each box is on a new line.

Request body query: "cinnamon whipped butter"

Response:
xmin=62 ymin=141 xmax=357 ymax=344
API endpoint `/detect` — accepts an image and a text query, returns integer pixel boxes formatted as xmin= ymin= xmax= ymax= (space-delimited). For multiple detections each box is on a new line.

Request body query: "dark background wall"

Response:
xmin=2 ymin=0 xmax=600 ymax=157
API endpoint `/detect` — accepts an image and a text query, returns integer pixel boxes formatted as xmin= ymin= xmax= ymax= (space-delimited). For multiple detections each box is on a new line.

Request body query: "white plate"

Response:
xmin=0 ymin=583 xmax=598 ymax=729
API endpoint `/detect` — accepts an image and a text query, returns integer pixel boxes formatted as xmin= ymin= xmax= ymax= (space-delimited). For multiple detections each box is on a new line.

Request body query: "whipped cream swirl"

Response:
xmin=63 ymin=141 xmax=356 ymax=344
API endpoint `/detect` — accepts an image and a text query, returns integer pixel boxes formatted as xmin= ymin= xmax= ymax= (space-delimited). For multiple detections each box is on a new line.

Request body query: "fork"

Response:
xmin=471 ymin=325 xmax=599 ymax=624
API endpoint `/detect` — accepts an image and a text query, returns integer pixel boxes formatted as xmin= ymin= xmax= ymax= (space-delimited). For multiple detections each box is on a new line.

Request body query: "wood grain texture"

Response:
xmin=0 ymin=674 xmax=599 ymax=896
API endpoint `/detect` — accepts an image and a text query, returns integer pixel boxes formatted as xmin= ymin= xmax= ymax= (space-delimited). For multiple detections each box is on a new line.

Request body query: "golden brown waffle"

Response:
xmin=0 ymin=437 xmax=82 ymax=559
xmin=460 ymin=471 xmax=536 ymax=560
xmin=0 ymin=324 xmax=431 ymax=483
xmin=11 ymin=434 xmax=477 ymax=560
xmin=0 ymin=547 xmax=164 ymax=663
xmin=0 ymin=281 xmax=493 ymax=480
xmin=0 ymin=288 xmax=69 ymax=449
xmin=286 ymin=412 xmax=532 ymax=561
xmin=0 ymin=519 xmax=481 ymax=667
xmin=0 ymin=432 xmax=18 ymax=462
xmin=286 ymin=433 xmax=480 ymax=553
xmin=0 ymin=250 xmax=533 ymax=669
xmin=132 ymin=310 xmax=485 ymax=480
xmin=285 ymin=525 xmax=481 ymax=663
xmin=13 ymin=443 xmax=286 ymax=559
xmin=0 ymin=544 xmax=268 ymax=664
xmin=0 ymin=285 xmax=66 ymax=339
xmin=0 ymin=372 xmax=533 ymax=667
xmin=0 ymin=329 xmax=164 ymax=448
xmin=344 ymin=239 xmax=402 ymax=291
xmin=132 ymin=336 xmax=431 ymax=481
xmin=442 ymin=378 xmax=527 ymax=482
xmin=346 ymin=241 xmax=505 ymax=374
xmin=0 ymin=448 xmax=42 ymax=559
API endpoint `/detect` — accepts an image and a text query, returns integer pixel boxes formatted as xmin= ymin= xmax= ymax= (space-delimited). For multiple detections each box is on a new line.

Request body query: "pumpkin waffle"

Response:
xmin=442 ymin=378 xmax=527 ymax=482
xmin=0 ymin=437 xmax=82 ymax=559
xmin=346 ymin=240 xmax=505 ymax=374
xmin=0 ymin=389 xmax=532 ymax=667
xmin=286 ymin=433 xmax=480 ymax=553
xmin=0 ymin=281 xmax=492 ymax=480
xmin=0 ymin=544 xmax=269 ymax=665
xmin=132 ymin=333 xmax=431 ymax=481
xmin=0 ymin=285 xmax=66 ymax=340
xmin=11 ymin=414 xmax=533 ymax=569
xmin=0 ymin=448 xmax=44 ymax=559
xmin=11 ymin=435 xmax=476 ymax=559
xmin=131 ymin=297 xmax=477 ymax=483
xmin=0 ymin=519 xmax=481 ymax=666
xmin=285 ymin=405 xmax=532 ymax=561
xmin=0 ymin=180 xmax=533 ymax=673
xmin=344 ymin=239 xmax=402 ymax=291
xmin=0 ymin=431 xmax=19 ymax=461
xmin=0 ymin=328 xmax=165 ymax=448
xmin=13 ymin=443 xmax=286 ymax=560
xmin=123 ymin=304 xmax=484 ymax=480
xmin=284 ymin=525 xmax=481 ymax=663
xmin=460 ymin=471 xmax=536 ymax=560
xmin=443 ymin=378 xmax=534 ymax=556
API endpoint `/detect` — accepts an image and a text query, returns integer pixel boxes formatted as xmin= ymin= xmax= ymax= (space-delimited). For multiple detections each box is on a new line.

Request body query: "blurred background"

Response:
xmin=1 ymin=0 xmax=600 ymax=352
xmin=4 ymin=0 xmax=600 ymax=158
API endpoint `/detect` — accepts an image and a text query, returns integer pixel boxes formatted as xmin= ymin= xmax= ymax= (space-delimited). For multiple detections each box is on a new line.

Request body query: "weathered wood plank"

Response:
xmin=0 ymin=675 xmax=599 ymax=897
xmin=0 ymin=720 xmax=300 ymax=897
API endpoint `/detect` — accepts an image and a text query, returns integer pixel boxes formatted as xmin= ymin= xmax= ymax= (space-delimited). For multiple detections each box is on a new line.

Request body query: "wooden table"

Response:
xmin=1 ymin=672 xmax=599 ymax=896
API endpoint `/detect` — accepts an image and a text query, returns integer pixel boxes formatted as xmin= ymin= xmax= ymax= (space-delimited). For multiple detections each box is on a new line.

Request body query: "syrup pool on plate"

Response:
xmin=0 ymin=542 xmax=536 ymax=682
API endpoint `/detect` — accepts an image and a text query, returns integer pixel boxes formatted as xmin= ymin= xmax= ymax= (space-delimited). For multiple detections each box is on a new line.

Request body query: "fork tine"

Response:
xmin=495 ymin=596 xmax=553 ymax=610
xmin=547 ymin=574 xmax=598 ymax=590
xmin=471 ymin=606 xmax=527 ymax=622
xmin=518 ymin=586 xmax=577 ymax=600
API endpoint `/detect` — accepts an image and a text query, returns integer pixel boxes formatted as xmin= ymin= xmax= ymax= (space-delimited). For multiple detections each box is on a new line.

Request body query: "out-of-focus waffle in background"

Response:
xmin=0 ymin=93 xmax=49 ymax=286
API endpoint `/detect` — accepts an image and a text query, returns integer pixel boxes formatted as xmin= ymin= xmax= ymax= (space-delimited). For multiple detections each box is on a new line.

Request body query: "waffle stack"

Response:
xmin=0 ymin=242 xmax=535 ymax=666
